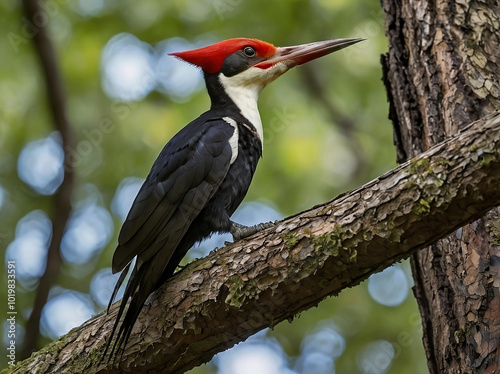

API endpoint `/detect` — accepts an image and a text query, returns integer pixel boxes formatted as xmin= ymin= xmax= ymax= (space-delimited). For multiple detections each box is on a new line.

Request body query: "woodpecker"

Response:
xmin=104 ymin=37 xmax=362 ymax=360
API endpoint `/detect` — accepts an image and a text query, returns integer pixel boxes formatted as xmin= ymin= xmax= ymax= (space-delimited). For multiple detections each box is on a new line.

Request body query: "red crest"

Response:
xmin=170 ymin=38 xmax=276 ymax=74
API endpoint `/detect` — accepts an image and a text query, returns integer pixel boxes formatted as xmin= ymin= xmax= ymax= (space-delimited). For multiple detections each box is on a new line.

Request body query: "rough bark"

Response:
xmin=3 ymin=112 xmax=500 ymax=374
xmin=381 ymin=0 xmax=500 ymax=372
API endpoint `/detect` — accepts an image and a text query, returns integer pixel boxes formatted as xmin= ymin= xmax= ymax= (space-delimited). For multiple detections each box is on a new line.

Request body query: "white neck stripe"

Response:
xmin=218 ymin=71 xmax=264 ymax=148
xmin=222 ymin=117 xmax=239 ymax=164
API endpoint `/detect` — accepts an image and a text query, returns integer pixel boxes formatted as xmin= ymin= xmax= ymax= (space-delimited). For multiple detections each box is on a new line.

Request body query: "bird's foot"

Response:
xmin=230 ymin=221 xmax=275 ymax=241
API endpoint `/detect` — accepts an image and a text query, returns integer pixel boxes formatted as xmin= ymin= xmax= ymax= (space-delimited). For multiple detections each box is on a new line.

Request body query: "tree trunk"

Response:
xmin=19 ymin=0 xmax=75 ymax=360
xmin=381 ymin=0 xmax=500 ymax=372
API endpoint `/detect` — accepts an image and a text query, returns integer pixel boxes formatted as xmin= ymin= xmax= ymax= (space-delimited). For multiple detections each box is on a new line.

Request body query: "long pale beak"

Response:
xmin=255 ymin=38 xmax=364 ymax=69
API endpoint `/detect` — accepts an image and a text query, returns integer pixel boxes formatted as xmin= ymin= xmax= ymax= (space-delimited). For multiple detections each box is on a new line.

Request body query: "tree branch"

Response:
xmin=19 ymin=0 xmax=75 ymax=360
xmin=5 ymin=111 xmax=500 ymax=374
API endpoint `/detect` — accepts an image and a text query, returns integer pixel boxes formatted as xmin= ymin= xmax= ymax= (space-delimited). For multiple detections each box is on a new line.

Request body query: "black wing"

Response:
xmin=113 ymin=117 xmax=235 ymax=272
xmin=103 ymin=117 xmax=235 ymax=360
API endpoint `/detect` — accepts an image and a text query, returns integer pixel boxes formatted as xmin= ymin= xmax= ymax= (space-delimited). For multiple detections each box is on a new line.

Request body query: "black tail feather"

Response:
xmin=107 ymin=262 xmax=131 ymax=313
xmin=101 ymin=241 xmax=191 ymax=364
xmin=101 ymin=263 xmax=150 ymax=363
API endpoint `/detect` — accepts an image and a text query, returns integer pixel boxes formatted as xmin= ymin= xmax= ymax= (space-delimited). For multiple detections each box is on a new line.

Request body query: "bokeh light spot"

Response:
xmin=295 ymin=323 xmax=345 ymax=373
xmin=296 ymin=352 xmax=333 ymax=374
xmin=3 ymin=321 xmax=25 ymax=347
xmin=301 ymin=325 xmax=345 ymax=359
xmin=111 ymin=177 xmax=144 ymax=222
xmin=156 ymin=37 xmax=205 ymax=101
xmin=0 ymin=185 xmax=5 ymax=211
xmin=368 ymin=265 xmax=409 ymax=307
xmin=358 ymin=340 xmax=395 ymax=374
xmin=71 ymin=0 xmax=107 ymax=17
xmin=5 ymin=210 xmax=52 ymax=286
xmin=101 ymin=33 xmax=157 ymax=101
xmin=17 ymin=134 xmax=64 ymax=195
xmin=90 ymin=268 xmax=123 ymax=308
xmin=40 ymin=290 xmax=95 ymax=339
xmin=61 ymin=204 xmax=113 ymax=264
xmin=215 ymin=332 xmax=290 ymax=374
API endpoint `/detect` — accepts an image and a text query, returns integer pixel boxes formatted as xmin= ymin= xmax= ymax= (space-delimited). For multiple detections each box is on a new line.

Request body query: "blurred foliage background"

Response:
xmin=0 ymin=0 xmax=427 ymax=372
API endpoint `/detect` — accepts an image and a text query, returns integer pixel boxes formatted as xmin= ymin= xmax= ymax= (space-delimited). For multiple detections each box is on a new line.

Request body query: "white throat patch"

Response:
xmin=218 ymin=63 xmax=289 ymax=149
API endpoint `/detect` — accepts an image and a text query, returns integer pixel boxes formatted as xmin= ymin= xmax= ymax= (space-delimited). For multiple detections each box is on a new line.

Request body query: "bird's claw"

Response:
xmin=230 ymin=221 xmax=275 ymax=241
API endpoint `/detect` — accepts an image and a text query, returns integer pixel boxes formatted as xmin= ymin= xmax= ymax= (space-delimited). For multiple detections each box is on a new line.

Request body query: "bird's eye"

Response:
xmin=243 ymin=46 xmax=256 ymax=57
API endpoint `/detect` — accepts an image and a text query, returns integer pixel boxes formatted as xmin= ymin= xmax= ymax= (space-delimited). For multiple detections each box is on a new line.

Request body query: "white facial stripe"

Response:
xmin=218 ymin=63 xmax=290 ymax=149
xmin=219 ymin=71 xmax=263 ymax=145
xmin=222 ymin=117 xmax=239 ymax=164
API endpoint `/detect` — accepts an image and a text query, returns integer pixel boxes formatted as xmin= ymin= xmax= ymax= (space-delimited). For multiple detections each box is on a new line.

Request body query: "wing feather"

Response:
xmin=111 ymin=119 xmax=235 ymax=273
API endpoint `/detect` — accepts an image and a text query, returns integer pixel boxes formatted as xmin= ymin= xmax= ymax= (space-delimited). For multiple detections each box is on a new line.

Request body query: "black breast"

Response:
xmin=194 ymin=121 xmax=262 ymax=235
xmin=163 ymin=120 xmax=262 ymax=274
